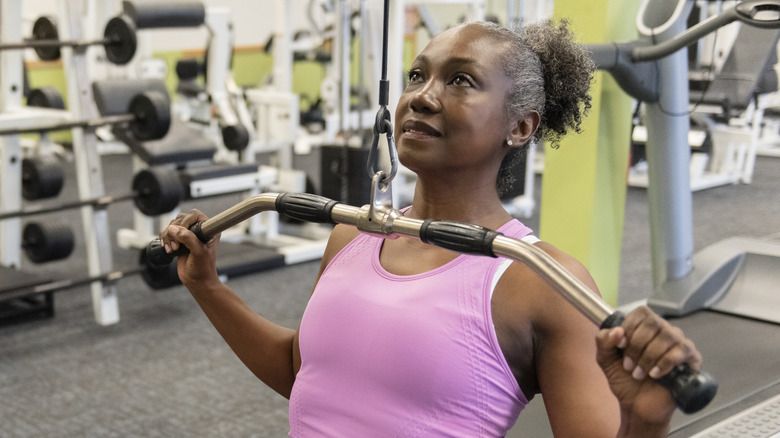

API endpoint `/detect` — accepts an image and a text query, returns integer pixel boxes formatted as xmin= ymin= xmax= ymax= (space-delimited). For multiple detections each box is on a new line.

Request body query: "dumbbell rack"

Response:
xmin=0 ymin=0 xmax=119 ymax=325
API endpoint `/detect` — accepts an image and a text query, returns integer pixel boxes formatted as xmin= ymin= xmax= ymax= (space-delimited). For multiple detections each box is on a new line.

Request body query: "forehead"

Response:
xmin=416 ymin=23 xmax=507 ymax=69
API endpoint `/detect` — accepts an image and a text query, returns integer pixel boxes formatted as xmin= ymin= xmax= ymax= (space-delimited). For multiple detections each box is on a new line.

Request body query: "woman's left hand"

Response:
xmin=596 ymin=305 xmax=703 ymax=425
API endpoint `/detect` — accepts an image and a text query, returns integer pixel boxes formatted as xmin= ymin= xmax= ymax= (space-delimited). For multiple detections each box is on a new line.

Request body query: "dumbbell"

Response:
xmin=2 ymin=165 xmax=183 ymax=262
xmin=0 ymin=165 xmax=183 ymax=221
xmin=0 ymin=14 xmax=138 ymax=65
xmin=21 ymin=87 xmax=68 ymax=201
xmin=27 ymin=86 xmax=66 ymax=110
xmin=0 ymin=90 xmax=170 ymax=141
xmin=1 ymin=1 xmax=208 ymax=65
xmin=21 ymin=221 xmax=75 ymax=263
xmin=21 ymin=155 xmax=65 ymax=201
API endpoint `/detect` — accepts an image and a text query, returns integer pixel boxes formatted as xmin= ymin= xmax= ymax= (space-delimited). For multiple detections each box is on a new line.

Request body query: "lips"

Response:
xmin=402 ymin=120 xmax=441 ymax=137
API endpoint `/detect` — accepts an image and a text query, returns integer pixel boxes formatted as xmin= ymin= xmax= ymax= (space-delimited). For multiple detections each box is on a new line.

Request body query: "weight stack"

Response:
xmin=293 ymin=145 xmax=371 ymax=207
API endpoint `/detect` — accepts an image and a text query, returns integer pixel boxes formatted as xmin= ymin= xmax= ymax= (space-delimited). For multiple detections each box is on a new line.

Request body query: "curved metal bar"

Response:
xmin=631 ymin=8 xmax=738 ymax=62
xmin=170 ymin=192 xmax=621 ymax=325
xmin=631 ymin=0 xmax=780 ymax=62
xmin=145 ymin=191 xmax=717 ymax=414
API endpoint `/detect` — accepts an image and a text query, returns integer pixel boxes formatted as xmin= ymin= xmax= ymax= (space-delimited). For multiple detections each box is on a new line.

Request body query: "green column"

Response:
xmin=539 ymin=1 xmax=640 ymax=305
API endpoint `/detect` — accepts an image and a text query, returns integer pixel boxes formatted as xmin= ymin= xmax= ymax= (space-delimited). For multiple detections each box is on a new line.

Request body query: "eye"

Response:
xmin=407 ymin=69 xmax=423 ymax=83
xmin=450 ymin=74 xmax=473 ymax=87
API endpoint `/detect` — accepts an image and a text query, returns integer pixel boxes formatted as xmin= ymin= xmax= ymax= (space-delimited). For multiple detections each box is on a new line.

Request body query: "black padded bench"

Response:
xmin=92 ymin=78 xmax=263 ymax=191
xmin=92 ymin=78 xmax=217 ymax=166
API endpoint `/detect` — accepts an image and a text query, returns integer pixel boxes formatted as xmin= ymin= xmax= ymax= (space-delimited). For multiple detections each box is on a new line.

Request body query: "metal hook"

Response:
xmin=366 ymin=105 xmax=398 ymax=185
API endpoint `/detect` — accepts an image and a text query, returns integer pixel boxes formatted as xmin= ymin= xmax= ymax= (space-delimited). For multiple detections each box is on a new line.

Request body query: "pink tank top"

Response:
xmin=289 ymin=219 xmax=535 ymax=437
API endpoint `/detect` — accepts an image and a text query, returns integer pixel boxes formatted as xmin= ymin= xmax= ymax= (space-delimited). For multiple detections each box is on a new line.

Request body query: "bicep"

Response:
xmin=536 ymin=310 xmax=620 ymax=437
xmin=531 ymin=244 xmax=621 ymax=436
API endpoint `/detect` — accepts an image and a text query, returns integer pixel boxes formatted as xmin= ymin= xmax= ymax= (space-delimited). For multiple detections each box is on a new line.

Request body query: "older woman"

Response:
xmin=160 ymin=19 xmax=702 ymax=437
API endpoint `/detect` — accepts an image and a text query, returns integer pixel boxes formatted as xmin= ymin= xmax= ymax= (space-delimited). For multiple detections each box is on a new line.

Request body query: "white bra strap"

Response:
xmin=490 ymin=234 xmax=540 ymax=297
xmin=520 ymin=234 xmax=541 ymax=245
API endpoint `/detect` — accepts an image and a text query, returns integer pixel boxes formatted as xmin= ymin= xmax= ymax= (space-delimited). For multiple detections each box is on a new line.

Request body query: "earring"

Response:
xmin=507 ymin=139 xmax=513 ymax=146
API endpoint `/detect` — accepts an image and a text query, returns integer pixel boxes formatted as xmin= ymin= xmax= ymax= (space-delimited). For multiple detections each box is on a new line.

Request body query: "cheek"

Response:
xmin=454 ymin=101 xmax=506 ymax=137
xmin=393 ymin=95 xmax=409 ymax=139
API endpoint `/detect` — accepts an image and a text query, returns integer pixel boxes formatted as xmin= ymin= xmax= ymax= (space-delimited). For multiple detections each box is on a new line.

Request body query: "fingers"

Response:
xmin=159 ymin=209 xmax=209 ymax=253
xmin=619 ymin=306 xmax=702 ymax=382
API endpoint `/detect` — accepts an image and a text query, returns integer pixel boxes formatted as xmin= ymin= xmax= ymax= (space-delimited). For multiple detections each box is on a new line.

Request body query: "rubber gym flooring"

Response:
xmin=1 ymin=151 xmax=780 ymax=437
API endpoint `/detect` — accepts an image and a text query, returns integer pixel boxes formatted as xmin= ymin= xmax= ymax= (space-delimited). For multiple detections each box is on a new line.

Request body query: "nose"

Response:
xmin=408 ymin=81 xmax=442 ymax=113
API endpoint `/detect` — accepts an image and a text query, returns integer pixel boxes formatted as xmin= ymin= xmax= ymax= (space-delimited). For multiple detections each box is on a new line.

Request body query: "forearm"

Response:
xmin=188 ymin=281 xmax=298 ymax=398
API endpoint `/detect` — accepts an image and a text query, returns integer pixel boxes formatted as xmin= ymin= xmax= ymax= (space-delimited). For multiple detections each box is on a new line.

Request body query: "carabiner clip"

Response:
xmin=367 ymin=106 xmax=398 ymax=186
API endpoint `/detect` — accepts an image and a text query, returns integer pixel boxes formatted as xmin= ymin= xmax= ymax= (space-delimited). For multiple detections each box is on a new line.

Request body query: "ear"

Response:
xmin=507 ymin=111 xmax=541 ymax=147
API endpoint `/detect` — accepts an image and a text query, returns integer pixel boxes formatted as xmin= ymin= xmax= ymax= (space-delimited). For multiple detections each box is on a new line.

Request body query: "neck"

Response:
xmin=405 ymin=176 xmax=513 ymax=230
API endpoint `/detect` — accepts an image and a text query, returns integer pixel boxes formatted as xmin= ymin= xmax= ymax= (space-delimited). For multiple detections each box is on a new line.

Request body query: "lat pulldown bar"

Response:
xmin=144 ymin=182 xmax=718 ymax=415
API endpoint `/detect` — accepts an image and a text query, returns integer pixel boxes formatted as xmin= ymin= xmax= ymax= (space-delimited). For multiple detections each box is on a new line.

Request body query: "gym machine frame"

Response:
xmin=587 ymin=0 xmax=780 ymax=322
xmin=0 ymin=0 xmax=160 ymax=325
xmin=117 ymin=3 xmax=325 ymax=268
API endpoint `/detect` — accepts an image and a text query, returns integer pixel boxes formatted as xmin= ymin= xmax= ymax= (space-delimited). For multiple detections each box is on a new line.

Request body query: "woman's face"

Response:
xmin=394 ymin=24 xmax=515 ymax=179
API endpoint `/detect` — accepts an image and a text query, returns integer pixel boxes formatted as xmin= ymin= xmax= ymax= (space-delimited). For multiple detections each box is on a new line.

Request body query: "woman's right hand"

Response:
xmin=159 ymin=209 xmax=222 ymax=289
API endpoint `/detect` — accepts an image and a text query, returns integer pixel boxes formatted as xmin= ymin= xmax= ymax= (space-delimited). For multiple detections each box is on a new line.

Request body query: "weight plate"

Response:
xmin=128 ymin=90 xmax=171 ymax=141
xmin=103 ymin=14 xmax=137 ymax=65
xmin=27 ymin=86 xmax=66 ymax=110
xmin=22 ymin=221 xmax=75 ymax=263
xmin=22 ymin=156 xmax=64 ymax=200
xmin=221 ymin=124 xmax=250 ymax=151
xmin=32 ymin=16 xmax=61 ymax=61
xmin=132 ymin=166 xmax=182 ymax=216
xmin=138 ymin=246 xmax=181 ymax=289
xmin=175 ymin=58 xmax=202 ymax=81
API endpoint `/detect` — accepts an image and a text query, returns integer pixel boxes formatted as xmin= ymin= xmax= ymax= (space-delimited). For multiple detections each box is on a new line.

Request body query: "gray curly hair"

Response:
xmin=459 ymin=19 xmax=595 ymax=196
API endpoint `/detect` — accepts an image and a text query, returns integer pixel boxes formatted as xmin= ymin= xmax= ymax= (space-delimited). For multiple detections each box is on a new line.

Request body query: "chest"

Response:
xmin=378 ymin=237 xmax=460 ymax=275
xmin=301 ymin=256 xmax=501 ymax=399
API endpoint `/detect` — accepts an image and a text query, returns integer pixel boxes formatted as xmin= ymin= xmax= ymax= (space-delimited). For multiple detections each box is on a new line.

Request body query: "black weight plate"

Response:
xmin=128 ymin=91 xmax=171 ymax=141
xmin=131 ymin=166 xmax=182 ymax=216
xmin=32 ymin=16 xmax=60 ymax=61
xmin=138 ymin=246 xmax=181 ymax=289
xmin=221 ymin=124 xmax=250 ymax=151
xmin=27 ymin=86 xmax=66 ymax=110
xmin=103 ymin=14 xmax=137 ymax=65
xmin=22 ymin=156 xmax=64 ymax=200
xmin=175 ymin=58 xmax=202 ymax=81
xmin=22 ymin=221 xmax=75 ymax=263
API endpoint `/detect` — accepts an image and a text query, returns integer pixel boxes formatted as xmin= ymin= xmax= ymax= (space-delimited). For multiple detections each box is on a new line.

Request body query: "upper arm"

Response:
xmin=529 ymin=243 xmax=620 ymax=437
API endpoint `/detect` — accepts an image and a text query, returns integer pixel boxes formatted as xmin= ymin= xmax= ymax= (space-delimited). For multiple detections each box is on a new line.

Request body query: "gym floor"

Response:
xmin=2 ymin=151 xmax=780 ymax=437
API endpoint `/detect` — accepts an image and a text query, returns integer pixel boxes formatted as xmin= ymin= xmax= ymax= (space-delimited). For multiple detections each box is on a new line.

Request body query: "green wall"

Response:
xmin=539 ymin=0 xmax=640 ymax=305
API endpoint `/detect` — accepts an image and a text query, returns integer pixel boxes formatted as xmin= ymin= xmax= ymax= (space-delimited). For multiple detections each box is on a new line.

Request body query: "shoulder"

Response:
xmin=313 ymin=224 xmax=362 ymax=281
xmin=495 ymin=240 xmax=600 ymax=332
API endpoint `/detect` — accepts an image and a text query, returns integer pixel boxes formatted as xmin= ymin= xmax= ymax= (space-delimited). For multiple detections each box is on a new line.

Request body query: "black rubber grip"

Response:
xmin=275 ymin=193 xmax=339 ymax=224
xmin=145 ymin=237 xmax=176 ymax=267
xmin=143 ymin=222 xmax=209 ymax=267
xmin=419 ymin=220 xmax=500 ymax=257
xmin=123 ymin=1 xmax=205 ymax=29
xmin=601 ymin=311 xmax=718 ymax=413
